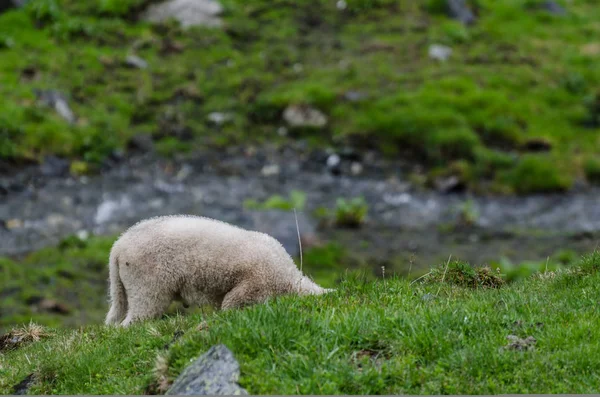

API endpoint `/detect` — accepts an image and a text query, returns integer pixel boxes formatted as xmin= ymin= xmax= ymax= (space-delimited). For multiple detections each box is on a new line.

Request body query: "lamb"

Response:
xmin=105 ymin=215 xmax=333 ymax=326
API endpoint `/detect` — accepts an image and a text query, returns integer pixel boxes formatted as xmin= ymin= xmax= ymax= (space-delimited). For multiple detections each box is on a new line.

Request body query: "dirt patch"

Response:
xmin=501 ymin=335 xmax=537 ymax=352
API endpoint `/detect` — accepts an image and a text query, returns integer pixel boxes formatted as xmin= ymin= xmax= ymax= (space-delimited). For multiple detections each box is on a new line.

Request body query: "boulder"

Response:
xmin=141 ymin=0 xmax=223 ymax=28
xmin=166 ymin=345 xmax=248 ymax=395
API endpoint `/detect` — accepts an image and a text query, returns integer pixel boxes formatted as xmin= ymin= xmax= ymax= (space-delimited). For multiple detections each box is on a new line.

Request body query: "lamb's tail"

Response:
xmin=105 ymin=254 xmax=128 ymax=325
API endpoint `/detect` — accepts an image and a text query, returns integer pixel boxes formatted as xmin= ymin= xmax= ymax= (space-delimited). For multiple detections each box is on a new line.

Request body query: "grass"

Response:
xmin=1 ymin=252 xmax=599 ymax=394
xmin=1 ymin=0 xmax=600 ymax=193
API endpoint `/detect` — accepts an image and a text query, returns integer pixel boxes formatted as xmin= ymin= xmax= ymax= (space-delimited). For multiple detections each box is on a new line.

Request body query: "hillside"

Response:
xmin=1 ymin=254 xmax=599 ymax=394
xmin=1 ymin=0 xmax=600 ymax=193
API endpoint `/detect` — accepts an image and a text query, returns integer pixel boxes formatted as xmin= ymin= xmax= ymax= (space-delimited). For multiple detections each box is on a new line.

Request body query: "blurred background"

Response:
xmin=1 ymin=0 xmax=599 ymax=330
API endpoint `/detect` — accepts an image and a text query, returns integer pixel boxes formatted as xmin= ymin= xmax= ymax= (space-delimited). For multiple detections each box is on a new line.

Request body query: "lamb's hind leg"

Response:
xmin=120 ymin=291 xmax=173 ymax=327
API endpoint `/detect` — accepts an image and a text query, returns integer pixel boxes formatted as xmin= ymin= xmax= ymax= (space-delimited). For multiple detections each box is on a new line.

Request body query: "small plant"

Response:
xmin=457 ymin=198 xmax=479 ymax=226
xmin=244 ymin=190 xmax=306 ymax=211
xmin=584 ymin=157 xmax=600 ymax=184
xmin=334 ymin=197 xmax=368 ymax=228
xmin=503 ymin=155 xmax=573 ymax=194
xmin=422 ymin=260 xmax=505 ymax=289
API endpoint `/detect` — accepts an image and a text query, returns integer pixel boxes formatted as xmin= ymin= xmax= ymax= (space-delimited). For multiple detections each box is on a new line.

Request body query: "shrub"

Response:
xmin=334 ymin=197 xmax=368 ymax=228
xmin=244 ymin=190 xmax=307 ymax=211
xmin=504 ymin=155 xmax=573 ymax=194
xmin=423 ymin=260 xmax=505 ymax=289
xmin=584 ymin=157 xmax=600 ymax=184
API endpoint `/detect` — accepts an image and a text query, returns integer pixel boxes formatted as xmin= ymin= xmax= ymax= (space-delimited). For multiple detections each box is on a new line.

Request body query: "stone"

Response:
xmin=283 ymin=105 xmax=328 ymax=129
xmin=142 ymin=0 xmax=223 ymax=29
xmin=40 ymin=155 xmax=70 ymax=177
xmin=428 ymin=44 xmax=453 ymax=62
xmin=11 ymin=373 xmax=35 ymax=395
xmin=166 ymin=345 xmax=248 ymax=395
xmin=34 ymin=90 xmax=75 ymax=124
xmin=0 ymin=0 xmax=27 ymax=14
xmin=540 ymin=0 xmax=566 ymax=16
xmin=434 ymin=175 xmax=465 ymax=193
xmin=207 ymin=112 xmax=233 ymax=126
xmin=447 ymin=0 xmax=477 ymax=25
xmin=124 ymin=54 xmax=149 ymax=69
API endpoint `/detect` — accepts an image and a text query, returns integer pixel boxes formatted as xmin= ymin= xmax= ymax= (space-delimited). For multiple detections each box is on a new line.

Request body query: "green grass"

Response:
xmin=1 ymin=0 xmax=600 ymax=193
xmin=1 ymin=252 xmax=599 ymax=394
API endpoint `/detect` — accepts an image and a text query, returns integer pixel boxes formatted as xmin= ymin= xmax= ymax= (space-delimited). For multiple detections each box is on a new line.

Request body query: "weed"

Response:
xmin=334 ymin=197 xmax=368 ymax=228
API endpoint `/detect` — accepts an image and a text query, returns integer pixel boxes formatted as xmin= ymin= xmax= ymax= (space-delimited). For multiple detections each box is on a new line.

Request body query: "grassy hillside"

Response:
xmin=1 ymin=0 xmax=600 ymax=193
xmin=1 ymin=252 xmax=599 ymax=394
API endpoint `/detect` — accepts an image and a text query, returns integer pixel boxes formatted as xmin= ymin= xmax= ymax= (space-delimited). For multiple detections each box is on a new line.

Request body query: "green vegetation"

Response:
xmin=334 ymin=197 xmax=369 ymax=228
xmin=1 ymin=252 xmax=599 ymax=394
xmin=0 ymin=235 xmax=114 ymax=331
xmin=1 ymin=0 xmax=600 ymax=193
xmin=244 ymin=190 xmax=306 ymax=211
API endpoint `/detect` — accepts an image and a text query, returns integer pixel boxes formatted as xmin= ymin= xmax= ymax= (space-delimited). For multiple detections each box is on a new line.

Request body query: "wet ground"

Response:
xmin=2 ymin=145 xmax=599 ymax=273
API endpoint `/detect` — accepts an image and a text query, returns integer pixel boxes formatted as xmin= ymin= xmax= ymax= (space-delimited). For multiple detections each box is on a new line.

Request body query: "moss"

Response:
xmin=583 ymin=157 xmax=600 ymax=184
xmin=503 ymin=155 xmax=573 ymax=194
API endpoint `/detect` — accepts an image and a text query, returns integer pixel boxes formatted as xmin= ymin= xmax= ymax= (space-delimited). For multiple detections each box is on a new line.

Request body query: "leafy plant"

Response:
xmin=334 ymin=197 xmax=368 ymax=228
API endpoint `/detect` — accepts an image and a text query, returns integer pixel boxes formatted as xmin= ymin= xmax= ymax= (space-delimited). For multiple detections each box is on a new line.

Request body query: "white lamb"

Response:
xmin=105 ymin=215 xmax=333 ymax=326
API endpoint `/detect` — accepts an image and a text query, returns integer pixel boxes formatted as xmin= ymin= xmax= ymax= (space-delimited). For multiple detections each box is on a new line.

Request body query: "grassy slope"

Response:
xmin=0 ymin=253 xmax=599 ymax=394
xmin=1 ymin=0 xmax=600 ymax=193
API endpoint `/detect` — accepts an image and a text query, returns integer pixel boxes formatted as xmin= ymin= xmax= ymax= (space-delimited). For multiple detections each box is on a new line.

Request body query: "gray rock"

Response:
xmin=124 ymin=54 xmax=148 ymax=69
xmin=40 ymin=156 xmax=70 ymax=177
xmin=447 ymin=0 xmax=477 ymax=25
xmin=428 ymin=44 xmax=453 ymax=62
xmin=34 ymin=90 xmax=76 ymax=124
xmin=166 ymin=345 xmax=248 ymax=395
xmin=540 ymin=0 xmax=566 ymax=16
xmin=207 ymin=112 xmax=233 ymax=126
xmin=283 ymin=105 xmax=328 ymax=129
xmin=0 ymin=0 xmax=27 ymax=14
xmin=142 ymin=0 xmax=223 ymax=29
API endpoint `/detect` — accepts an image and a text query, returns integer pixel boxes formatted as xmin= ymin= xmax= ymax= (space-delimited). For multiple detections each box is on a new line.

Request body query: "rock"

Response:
xmin=40 ymin=155 xmax=70 ymax=177
xmin=166 ymin=345 xmax=248 ymax=395
xmin=326 ymin=154 xmax=341 ymax=176
xmin=434 ymin=175 xmax=465 ymax=193
xmin=25 ymin=297 xmax=70 ymax=314
xmin=34 ymin=90 xmax=76 ymax=124
xmin=447 ymin=0 xmax=477 ymax=25
xmin=540 ymin=0 xmax=566 ymax=16
xmin=350 ymin=162 xmax=363 ymax=176
xmin=342 ymin=91 xmax=368 ymax=102
xmin=0 ymin=0 xmax=27 ymax=14
xmin=124 ymin=54 xmax=149 ymax=69
xmin=127 ymin=133 xmax=154 ymax=152
xmin=283 ymin=105 xmax=328 ymax=129
xmin=261 ymin=164 xmax=280 ymax=177
xmin=207 ymin=112 xmax=233 ymax=126
xmin=142 ymin=0 xmax=223 ymax=29
xmin=37 ymin=299 xmax=70 ymax=314
xmin=428 ymin=44 xmax=453 ymax=62
xmin=11 ymin=373 xmax=35 ymax=395
xmin=502 ymin=335 xmax=537 ymax=351
xmin=247 ymin=210 xmax=316 ymax=258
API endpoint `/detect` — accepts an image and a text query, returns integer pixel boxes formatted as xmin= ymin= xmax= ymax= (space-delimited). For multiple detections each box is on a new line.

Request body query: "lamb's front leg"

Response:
xmin=221 ymin=280 xmax=266 ymax=310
